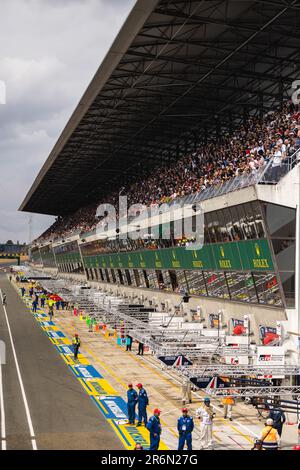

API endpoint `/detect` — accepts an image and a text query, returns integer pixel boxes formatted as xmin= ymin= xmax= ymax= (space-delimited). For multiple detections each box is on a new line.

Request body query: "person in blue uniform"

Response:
xmin=127 ymin=384 xmax=138 ymax=425
xmin=177 ymin=408 xmax=194 ymax=450
xmin=146 ymin=409 xmax=162 ymax=450
xmin=268 ymin=406 xmax=286 ymax=437
xmin=136 ymin=383 xmax=149 ymax=426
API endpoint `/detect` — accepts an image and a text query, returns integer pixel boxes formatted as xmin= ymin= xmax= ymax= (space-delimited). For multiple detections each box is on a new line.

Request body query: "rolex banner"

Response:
xmin=82 ymin=238 xmax=274 ymax=272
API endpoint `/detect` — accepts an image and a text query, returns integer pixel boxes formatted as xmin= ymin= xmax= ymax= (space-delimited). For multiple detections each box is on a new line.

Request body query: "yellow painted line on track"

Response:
xmin=221 ymin=419 xmax=253 ymax=444
xmin=63 ymin=325 xmax=178 ymax=441
xmin=13 ymin=284 xmax=168 ymax=450
xmin=108 ymin=420 xmax=130 ymax=449
xmin=212 ymin=431 xmax=222 ymax=443
xmin=80 ymin=342 xmax=178 ymax=439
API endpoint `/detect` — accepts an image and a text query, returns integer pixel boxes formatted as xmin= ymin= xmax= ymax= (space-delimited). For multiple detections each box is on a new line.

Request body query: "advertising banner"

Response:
xmin=255 ymin=346 xmax=285 ymax=366
xmin=209 ymin=313 xmax=221 ymax=329
xmin=259 ymin=325 xmax=278 ymax=345
xmin=81 ymin=238 xmax=274 ymax=272
xmin=158 ymin=355 xmax=192 ymax=367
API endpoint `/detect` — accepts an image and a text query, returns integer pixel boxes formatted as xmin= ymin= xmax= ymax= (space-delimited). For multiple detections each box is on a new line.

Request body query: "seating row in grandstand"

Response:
xmin=36 ymin=102 xmax=300 ymax=243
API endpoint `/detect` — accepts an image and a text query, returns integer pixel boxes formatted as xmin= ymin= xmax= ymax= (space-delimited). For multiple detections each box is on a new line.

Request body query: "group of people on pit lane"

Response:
xmin=19 ymin=284 xmax=68 ymax=316
xmin=127 ymin=381 xmax=295 ymax=451
xmin=18 ymin=281 xmax=83 ymax=360
xmin=127 ymin=383 xmax=217 ymax=450
xmin=13 ymin=279 xmax=297 ymax=451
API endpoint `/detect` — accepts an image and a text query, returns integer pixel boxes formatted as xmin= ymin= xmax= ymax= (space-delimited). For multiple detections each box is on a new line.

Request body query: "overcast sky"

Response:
xmin=0 ymin=0 xmax=135 ymax=244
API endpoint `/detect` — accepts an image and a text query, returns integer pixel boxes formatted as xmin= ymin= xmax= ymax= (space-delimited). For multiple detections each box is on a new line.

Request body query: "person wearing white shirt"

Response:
xmin=196 ymin=397 xmax=215 ymax=449
xmin=271 ymin=146 xmax=282 ymax=182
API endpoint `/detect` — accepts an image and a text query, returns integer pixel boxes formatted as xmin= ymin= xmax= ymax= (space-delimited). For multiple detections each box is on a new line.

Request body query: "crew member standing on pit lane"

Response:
xmin=196 ymin=397 xmax=215 ymax=450
xmin=177 ymin=408 xmax=194 ymax=450
xmin=268 ymin=406 xmax=286 ymax=437
xmin=72 ymin=333 xmax=81 ymax=361
xmin=2 ymin=293 xmax=6 ymax=306
xmin=136 ymin=383 xmax=149 ymax=426
xmin=126 ymin=384 xmax=138 ymax=425
xmin=48 ymin=304 xmax=54 ymax=322
xmin=222 ymin=394 xmax=235 ymax=421
xmin=21 ymin=286 xmax=26 ymax=297
xmin=40 ymin=294 xmax=45 ymax=308
xmin=137 ymin=341 xmax=144 ymax=356
xmin=32 ymin=298 xmax=38 ymax=312
xmin=146 ymin=409 xmax=162 ymax=450
xmin=126 ymin=334 xmax=133 ymax=352
xmin=260 ymin=418 xmax=280 ymax=450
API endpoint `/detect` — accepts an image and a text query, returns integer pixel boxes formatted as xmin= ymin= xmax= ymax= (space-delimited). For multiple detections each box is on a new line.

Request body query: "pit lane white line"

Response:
xmin=0 ymin=289 xmax=37 ymax=450
xmin=0 ymin=363 xmax=6 ymax=450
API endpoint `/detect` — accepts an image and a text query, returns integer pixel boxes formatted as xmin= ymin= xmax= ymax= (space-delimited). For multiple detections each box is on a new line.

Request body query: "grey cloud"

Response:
xmin=0 ymin=0 xmax=135 ymax=243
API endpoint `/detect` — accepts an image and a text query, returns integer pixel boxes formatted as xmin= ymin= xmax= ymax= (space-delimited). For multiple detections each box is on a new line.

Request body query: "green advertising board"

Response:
xmin=82 ymin=238 xmax=274 ymax=272
xmin=56 ymin=252 xmax=81 ymax=264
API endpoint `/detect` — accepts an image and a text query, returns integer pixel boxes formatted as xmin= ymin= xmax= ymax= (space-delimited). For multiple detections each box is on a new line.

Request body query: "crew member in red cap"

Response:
xmin=127 ymin=384 xmax=138 ymax=425
xmin=136 ymin=383 xmax=149 ymax=427
xmin=146 ymin=409 xmax=162 ymax=450
xmin=177 ymin=408 xmax=194 ymax=450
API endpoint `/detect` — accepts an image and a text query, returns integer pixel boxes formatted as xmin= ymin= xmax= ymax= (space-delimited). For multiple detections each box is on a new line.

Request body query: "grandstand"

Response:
xmin=20 ymin=0 xmax=300 ymax=369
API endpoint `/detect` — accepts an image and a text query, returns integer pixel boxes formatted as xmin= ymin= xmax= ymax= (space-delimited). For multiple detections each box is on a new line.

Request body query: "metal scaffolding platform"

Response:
xmin=180 ymin=365 xmax=300 ymax=378
xmin=30 ymin=272 xmax=300 ymax=399
xmin=209 ymin=385 xmax=300 ymax=398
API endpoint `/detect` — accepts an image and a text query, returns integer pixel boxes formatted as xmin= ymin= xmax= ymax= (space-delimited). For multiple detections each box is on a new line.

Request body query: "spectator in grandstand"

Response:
xmin=35 ymin=102 xmax=300 ymax=244
xmin=271 ymin=145 xmax=282 ymax=182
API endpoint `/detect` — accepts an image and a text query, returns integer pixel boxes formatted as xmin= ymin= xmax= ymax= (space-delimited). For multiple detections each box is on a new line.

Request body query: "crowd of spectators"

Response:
xmin=36 ymin=102 xmax=300 ymax=243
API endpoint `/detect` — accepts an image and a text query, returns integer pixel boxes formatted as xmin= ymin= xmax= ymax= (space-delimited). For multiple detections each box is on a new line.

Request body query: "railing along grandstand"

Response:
xmin=35 ymin=149 xmax=300 ymax=245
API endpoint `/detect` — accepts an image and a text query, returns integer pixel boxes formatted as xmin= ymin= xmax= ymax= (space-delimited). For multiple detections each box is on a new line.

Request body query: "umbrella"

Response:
xmin=49 ymin=294 xmax=62 ymax=301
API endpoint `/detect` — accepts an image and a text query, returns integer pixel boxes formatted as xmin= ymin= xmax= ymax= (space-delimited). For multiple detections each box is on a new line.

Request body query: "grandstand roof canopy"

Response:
xmin=20 ymin=0 xmax=300 ymax=216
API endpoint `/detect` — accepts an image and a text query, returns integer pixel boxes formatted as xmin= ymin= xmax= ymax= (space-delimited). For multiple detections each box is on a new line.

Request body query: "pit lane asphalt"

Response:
xmin=0 ymin=273 xmax=121 ymax=450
